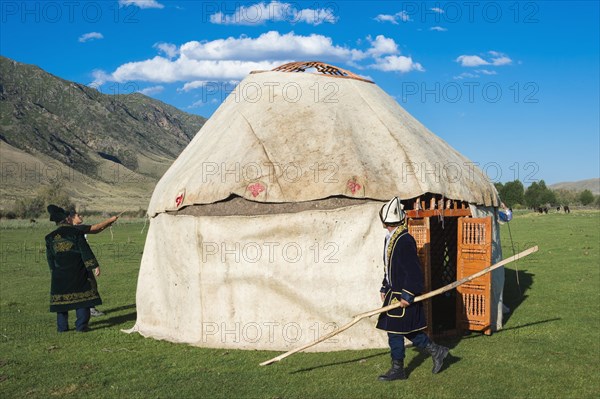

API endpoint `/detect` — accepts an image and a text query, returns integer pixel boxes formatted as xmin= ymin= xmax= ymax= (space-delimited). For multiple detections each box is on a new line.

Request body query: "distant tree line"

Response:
xmin=495 ymin=180 xmax=600 ymax=209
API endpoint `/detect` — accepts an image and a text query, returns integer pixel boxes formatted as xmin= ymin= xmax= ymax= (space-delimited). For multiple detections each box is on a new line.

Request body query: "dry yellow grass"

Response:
xmin=1 ymin=141 xmax=156 ymax=213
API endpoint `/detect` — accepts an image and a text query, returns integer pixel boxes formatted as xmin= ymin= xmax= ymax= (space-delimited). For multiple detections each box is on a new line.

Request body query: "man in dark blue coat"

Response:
xmin=376 ymin=197 xmax=449 ymax=381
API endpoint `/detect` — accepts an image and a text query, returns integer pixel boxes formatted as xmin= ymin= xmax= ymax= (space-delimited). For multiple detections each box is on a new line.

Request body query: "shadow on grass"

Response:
xmin=101 ymin=303 xmax=137 ymax=313
xmin=90 ymin=304 xmax=137 ymax=330
xmin=497 ymin=317 xmax=562 ymax=333
xmin=290 ymin=351 xmax=389 ymax=374
xmin=458 ymin=317 xmax=562 ymax=340
xmin=503 ymin=268 xmax=535 ymax=324
xmin=290 ymin=347 xmax=462 ymax=376
xmin=405 ymin=349 xmax=461 ymax=377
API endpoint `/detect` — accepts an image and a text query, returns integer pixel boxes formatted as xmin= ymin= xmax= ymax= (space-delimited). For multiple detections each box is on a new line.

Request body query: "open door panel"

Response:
xmin=456 ymin=217 xmax=493 ymax=335
xmin=408 ymin=218 xmax=432 ymax=337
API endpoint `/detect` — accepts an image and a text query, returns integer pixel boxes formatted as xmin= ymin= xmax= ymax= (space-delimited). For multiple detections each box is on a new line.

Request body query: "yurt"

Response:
xmin=129 ymin=62 xmax=503 ymax=351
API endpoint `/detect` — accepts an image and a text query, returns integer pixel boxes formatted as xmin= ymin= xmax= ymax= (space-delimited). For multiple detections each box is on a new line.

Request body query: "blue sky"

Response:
xmin=1 ymin=0 xmax=598 ymax=185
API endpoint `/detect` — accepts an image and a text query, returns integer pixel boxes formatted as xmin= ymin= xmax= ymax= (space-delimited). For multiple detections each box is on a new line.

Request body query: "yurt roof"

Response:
xmin=147 ymin=62 xmax=499 ymax=217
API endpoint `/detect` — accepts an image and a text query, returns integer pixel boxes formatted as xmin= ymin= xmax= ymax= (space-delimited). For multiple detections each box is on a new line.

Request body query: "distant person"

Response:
xmin=45 ymin=205 xmax=104 ymax=332
xmin=498 ymin=202 xmax=513 ymax=223
xmin=376 ymin=197 xmax=449 ymax=381
xmin=72 ymin=211 xmax=118 ymax=317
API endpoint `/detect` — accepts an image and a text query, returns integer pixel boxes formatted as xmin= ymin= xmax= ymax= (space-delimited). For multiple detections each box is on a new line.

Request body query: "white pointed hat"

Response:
xmin=379 ymin=197 xmax=406 ymax=225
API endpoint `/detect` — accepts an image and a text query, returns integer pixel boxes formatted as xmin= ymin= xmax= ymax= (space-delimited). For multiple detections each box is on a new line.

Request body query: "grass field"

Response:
xmin=1 ymin=211 xmax=599 ymax=398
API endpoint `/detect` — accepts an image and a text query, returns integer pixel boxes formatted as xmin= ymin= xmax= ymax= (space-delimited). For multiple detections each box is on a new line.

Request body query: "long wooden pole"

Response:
xmin=259 ymin=245 xmax=538 ymax=366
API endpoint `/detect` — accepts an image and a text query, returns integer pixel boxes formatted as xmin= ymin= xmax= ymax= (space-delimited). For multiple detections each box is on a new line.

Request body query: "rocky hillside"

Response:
xmin=550 ymin=178 xmax=600 ymax=195
xmin=0 ymin=56 xmax=206 ymax=212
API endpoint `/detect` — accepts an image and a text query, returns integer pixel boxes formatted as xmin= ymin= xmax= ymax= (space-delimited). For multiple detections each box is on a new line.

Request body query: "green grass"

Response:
xmin=1 ymin=212 xmax=599 ymax=398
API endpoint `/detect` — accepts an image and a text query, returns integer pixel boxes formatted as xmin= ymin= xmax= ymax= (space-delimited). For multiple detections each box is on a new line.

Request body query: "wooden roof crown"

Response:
xmin=252 ymin=61 xmax=374 ymax=83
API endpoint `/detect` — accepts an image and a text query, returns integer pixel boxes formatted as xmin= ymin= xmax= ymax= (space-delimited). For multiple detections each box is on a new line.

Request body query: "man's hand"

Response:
xmin=380 ymin=292 xmax=385 ymax=302
xmin=94 ymin=267 xmax=101 ymax=277
xmin=89 ymin=216 xmax=119 ymax=234
xmin=398 ymin=299 xmax=410 ymax=308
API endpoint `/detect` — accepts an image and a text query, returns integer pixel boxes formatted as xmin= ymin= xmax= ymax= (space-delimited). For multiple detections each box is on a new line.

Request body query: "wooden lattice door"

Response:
xmin=456 ymin=217 xmax=493 ymax=335
xmin=408 ymin=218 xmax=432 ymax=336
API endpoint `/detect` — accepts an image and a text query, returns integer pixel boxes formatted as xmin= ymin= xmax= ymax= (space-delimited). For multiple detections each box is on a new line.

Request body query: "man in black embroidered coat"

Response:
xmin=45 ymin=205 xmax=102 ymax=332
xmin=376 ymin=197 xmax=449 ymax=381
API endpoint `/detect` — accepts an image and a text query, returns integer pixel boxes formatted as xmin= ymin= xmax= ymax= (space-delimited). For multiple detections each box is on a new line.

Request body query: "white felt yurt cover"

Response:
xmin=147 ymin=69 xmax=498 ymax=216
xmin=130 ymin=64 xmax=502 ymax=351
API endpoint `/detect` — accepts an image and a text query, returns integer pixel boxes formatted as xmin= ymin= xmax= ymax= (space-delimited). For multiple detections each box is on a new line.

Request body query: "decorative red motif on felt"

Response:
xmin=347 ymin=179 xmax=362 ymax=194
xmin=248 ymin=183 xmax=265 ymax=197
xmin=175 ymin=193 xmax=184 ymax=207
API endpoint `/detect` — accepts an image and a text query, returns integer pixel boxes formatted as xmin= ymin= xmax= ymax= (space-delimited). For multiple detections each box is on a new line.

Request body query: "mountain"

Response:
xmin=0 ymin=56 xmax=206 ymax=212
xmin=550 ymin=178 xmax=600 ymax=195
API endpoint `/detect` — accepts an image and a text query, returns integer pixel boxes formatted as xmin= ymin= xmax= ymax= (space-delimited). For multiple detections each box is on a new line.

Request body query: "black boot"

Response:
xmin=425 ymin=342 xmax=449 ymax=374
xmin=378 ymin=359 xmax=406 ymax=381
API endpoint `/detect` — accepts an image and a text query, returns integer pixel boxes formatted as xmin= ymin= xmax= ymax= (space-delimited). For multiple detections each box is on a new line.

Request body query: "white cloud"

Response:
xmin=374 ymin=11 xmax=411 ymax=24
xmin=295 ymin=6 xmax=337 ymax=25
xmin=453 ymin=69 xmax=498 ymax=80
xmin=456 ymin=55 xmax=489 ymax=67
xmin=456 ymin=51 xmax=513 ymax=67
xmin=430 ymin=7 xmax=444 ymax=14
xmin=119 ymin=0 xmax=164 ymax=9
xmin=179 ymin=80 xmax=239 ymax=92
xmin=345 ymin=60 xmax=364 ymax=70
xmin=371 ymin=55 xmax=425 ymax=73
xmin=179 ymin=31 xmax=365 ymax=62
xmin=154 ymin=42 xmax=178 ymax=59
xmin=138 ymin=85 xmax=164 ymax=95
xmin=374 ymin=14 xmax=399 ymax=24
xmin=210 ymin=1 xmax=337 ymax=26
xmin=188 ymin=100 xmax=207 ymax=109
xmin=491 ymin=56 xmax=512 ymax=66
xmin=93 ymin=31 xmax=425 ymax=86
xmin=430 ymin=26 xmax=447 ymax=32
xmin=188 ymin=98 xmax=220 ymax=109
xmin=90 ymin=69 xmax=111 ymax=86
xmin=180 ymin=80 xmax=210 ymax=92
xmin=108 ymin=58 xmax=284 ymax=83
xmin=78 ymin=32 xmax=103 ymax=43
xmin=366 ymin=35 xmax=399 ymax=57
xmin=453 ymin=72 xmax=479 ymax=80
